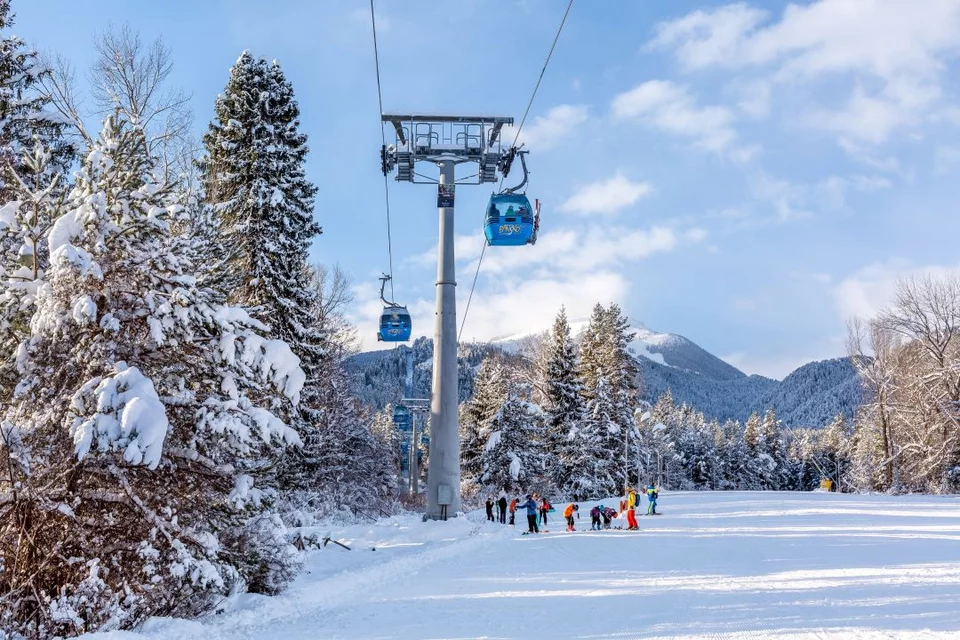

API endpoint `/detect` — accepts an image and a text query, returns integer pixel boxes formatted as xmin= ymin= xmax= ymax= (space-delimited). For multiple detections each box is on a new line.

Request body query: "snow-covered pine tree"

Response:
xmin=202 ymin=53 xmax=333 ymax=505
xmin=202 ymin=52 xmax=323 ymax=399
xmin=541 ymin=307 xmax=586 ymax=492
xmin=0 ymin=141 xmax=67 ymax=391
xmin=759 ymin=408 xmax=785 ymax=489
xmin=460 ymin=357 xmax=507 ymax=489
xmin=566 ymin=375 xmax=621 ymax=499
xmin=0 ymin=114 xmax=305 ymax=637
xmin=0 ymin=1 xmax=74 ymax=199
xmin=370 ymin=405 xmax=401 ymax=495
xmin=480 ymin=387 xmax=544 ymax=493
xmin=578 ymin=302 xmax=607 ymax=398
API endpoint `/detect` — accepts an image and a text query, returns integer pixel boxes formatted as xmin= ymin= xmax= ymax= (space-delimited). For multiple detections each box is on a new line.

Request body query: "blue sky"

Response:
xmin=16 ymin=0 xmax=960 ymax=378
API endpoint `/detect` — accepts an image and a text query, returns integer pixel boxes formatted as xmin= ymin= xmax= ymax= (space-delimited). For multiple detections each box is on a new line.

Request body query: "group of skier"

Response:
xmin=485 ymin=493 xmax=553 ymax=530
xmin=484 ymin=484 xmax=660 ymax=534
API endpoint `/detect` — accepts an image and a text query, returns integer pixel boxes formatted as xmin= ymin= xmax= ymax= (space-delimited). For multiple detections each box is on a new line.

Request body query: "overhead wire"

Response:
xmin=457 ymin=0 xmax=575 ymax=342
xmin=370 ymin=0 xmax=395 ymax=301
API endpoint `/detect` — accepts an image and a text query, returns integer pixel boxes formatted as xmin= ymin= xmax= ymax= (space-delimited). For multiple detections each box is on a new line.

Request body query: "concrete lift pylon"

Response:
xmin=380 ymin=114 xmax=514 ymax=520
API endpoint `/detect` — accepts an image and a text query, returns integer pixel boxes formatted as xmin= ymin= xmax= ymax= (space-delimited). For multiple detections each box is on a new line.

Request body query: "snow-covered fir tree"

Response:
xmin=202 ymin=52 xmax=344 ymax=505
xmin=480 ymin=386 xmax=545 ymax=493
xmin=540 ymin=307 xmax=586 ymax=491
xmin=202 ymin=52 xmax=323 ymax=398
xmin=565 ymin=376 xmax=622 ymax=499
xmin=370 ymin=404 xmax=401 ymax=493
xmin=0 ymin=141 xmax=67 ymax=391
xmin=0 ymin=114 xmax=305 ymax=637
xmin=460 ymin=357 xmax=507 ymax=490
xmin=0 ymin=1 xmax=74 ymax=199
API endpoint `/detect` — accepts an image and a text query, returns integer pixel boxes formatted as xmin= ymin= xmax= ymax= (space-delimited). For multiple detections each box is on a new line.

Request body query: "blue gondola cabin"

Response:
xmin=378 ymin=306 xmax=412 ymax=342
xmin=485 ymin=194 xmax=536 ymax=246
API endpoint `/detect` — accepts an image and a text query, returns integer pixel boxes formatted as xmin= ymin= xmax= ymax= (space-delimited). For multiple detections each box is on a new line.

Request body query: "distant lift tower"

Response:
xmin=381 ymin=114 xmax=514 ymax=520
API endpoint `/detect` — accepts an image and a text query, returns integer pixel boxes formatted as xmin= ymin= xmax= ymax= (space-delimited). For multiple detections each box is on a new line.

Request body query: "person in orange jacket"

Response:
xmin=563 ymin=502 xmax=579 ymax=531
xmin=508 ymin=498 xmax=518 ymax=526
xmin=626 ymin=488 xmax=639 ymax=530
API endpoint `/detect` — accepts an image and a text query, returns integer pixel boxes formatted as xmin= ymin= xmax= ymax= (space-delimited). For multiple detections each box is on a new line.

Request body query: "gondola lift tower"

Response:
xmin=380 ymin=114 xmax=515 ymax=520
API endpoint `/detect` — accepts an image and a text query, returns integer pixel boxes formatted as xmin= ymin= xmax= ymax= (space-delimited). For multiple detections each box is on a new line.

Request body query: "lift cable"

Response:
xmin=370 ymin=0 xmax=395 ymax=301
xmin=457 ymin=0 xmax=574 ymax=342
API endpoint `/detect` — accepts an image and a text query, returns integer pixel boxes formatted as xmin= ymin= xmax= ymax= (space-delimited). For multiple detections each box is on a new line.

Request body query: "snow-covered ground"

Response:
xmin=87 ymin=492 xmax=960 ymax=639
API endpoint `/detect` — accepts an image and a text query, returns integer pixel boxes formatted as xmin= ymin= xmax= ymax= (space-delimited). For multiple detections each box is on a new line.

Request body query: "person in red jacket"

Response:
xmin=508 ymin=498 xmax=518 ymax=526
xmin=540 ymin=497 xmax=551 ymax=525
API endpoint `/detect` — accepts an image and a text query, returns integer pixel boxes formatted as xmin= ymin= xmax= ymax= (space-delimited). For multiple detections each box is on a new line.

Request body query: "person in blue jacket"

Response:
xmin=646 ymin=484 xmax=659 ymax=515
xmin=517 ymin=494 xmax=540 ymax=533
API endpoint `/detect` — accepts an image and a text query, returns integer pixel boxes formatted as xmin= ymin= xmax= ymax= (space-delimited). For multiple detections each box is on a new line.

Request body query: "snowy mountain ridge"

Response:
xmin=491 ymin=319 xmax=744 ymax=382
xmin=348 ymin=319 xmax=861 ymax=428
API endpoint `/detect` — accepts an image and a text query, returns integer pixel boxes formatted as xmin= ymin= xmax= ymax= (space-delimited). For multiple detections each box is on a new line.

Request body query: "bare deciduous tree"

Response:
xmin=310 ymin=263 xmax=359 ymax=356
xmin=41 ymin=24 xmax=195 ymax=182
xmin=847 ymin=273 xmax=960 ymax=493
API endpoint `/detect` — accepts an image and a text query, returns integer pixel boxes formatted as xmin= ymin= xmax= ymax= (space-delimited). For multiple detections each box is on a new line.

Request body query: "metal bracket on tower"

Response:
xmin=380 ymin=114 xmax=514 ymax=184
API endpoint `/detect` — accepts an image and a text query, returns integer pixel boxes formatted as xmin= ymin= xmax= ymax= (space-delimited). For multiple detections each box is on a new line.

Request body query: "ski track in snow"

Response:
xmin=84 ymin=492 xmax=960 ymax=639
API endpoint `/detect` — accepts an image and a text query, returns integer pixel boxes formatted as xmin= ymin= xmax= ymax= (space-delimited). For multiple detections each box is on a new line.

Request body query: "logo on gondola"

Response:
xmin=387 ymin=327 xmax=402 ymax=335
xmin=498 ymin=224 xmax=522 ymax=235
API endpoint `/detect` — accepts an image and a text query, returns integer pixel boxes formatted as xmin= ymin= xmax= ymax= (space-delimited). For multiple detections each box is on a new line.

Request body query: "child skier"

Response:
xmin=509 ymin=497 xmax=518 ymax=525
xmin=626 ymin=488 xmax=639 ymax=530
xmin=602 ymin=506 xmax=616 ymax=529
xmin=589 ymin=505 xmax=602 ymax=530
xmin=646 ymin=484 xmax=659 ymax=515
xmin=563 ymin=503 xmax=579 ymax=531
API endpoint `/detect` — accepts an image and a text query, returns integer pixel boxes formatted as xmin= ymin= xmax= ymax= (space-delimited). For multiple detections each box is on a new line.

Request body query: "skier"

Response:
xmin=626 ymin=488 xmax=639 ymax=530
xmin=563 ymin=502 xmax=579 ymax=531
xmin=518 ymin=494 xmax=540 ymax=533
xmin=602 ymin=506 xmax=616 ymax=529
xmin=485 ymin=498 xmax=495 ymax=522
xmin=589 ymin=505 xmax=602 ymax=530
xmin=540 ymin=497 xmax=551 ymax=526
xmin=509 ymin=497 xmax=518 ymax=526
xmin=646 ymin=484 xmax=659 ymax=515
xmin=497 ymin=494 xmax=508 ymax=524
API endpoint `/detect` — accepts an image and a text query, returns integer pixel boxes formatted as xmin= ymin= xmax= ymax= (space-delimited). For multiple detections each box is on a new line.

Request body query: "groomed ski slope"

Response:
xmin=87 ymin=492 xmax=960 ymax=640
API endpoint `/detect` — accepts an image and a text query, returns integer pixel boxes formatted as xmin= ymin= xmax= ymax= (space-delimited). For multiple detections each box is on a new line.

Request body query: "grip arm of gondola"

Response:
xmin=503 ymin=149 xmax=529 ymax=195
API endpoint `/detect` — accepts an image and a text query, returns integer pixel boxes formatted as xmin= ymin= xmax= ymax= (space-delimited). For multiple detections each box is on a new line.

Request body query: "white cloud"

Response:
xmin=850 ymin=175 xmax=892 ymax=192
xmin=559 ymin=173 xmax=653 ymax=215
xmin=744 ymin=171 xmax=892 ymax=223
xmin=649 ymin=0 xmax=960 ymax=144
xmin=749 ymin=172 xmax=812 ymax=221
xmin=735 ymin=80 xmax=772 ymax=118
xmin=611 ymin=80 xmax=746 ymax=157
xmin=832 ymin=260 xmax=960 ymax=321
xmin=456 ymin=272 xmax=629 ymax=343
xmin=648 ymin=4 xmax=769 ymax=71
xmin=472 ymin=224 xmax=705 ymax=276
xmin=408 ymin=233 xmax=483 ymax=267
xmin=503 ymin=104 xmax=589 ymax=151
